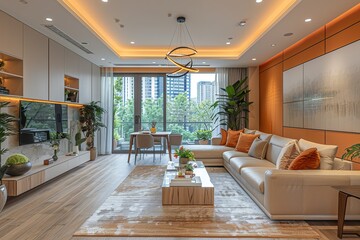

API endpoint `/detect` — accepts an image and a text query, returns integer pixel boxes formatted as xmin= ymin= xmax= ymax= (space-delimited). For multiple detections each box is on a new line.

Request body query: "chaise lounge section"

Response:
xmin=186 ymin=130 xmax=360 ymax=220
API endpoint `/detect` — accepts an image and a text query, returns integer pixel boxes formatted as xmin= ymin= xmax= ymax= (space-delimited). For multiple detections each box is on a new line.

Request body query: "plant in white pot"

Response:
xmin=79 ymin=101 xmax=106 ymax=160
xmin=0 ymin=101 xmax=17 ymax=212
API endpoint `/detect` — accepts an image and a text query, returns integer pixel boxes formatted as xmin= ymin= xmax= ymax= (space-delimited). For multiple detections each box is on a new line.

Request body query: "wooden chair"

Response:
xmin=169 ymin=134 xmax=183 ymax=153
xmin=135 ymin=134 xmax=154 ymax=164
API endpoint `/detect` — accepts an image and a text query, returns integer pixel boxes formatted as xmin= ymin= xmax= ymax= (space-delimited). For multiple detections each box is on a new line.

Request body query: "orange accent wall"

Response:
xmin=259 ymin=4 xmax=360 ymax=163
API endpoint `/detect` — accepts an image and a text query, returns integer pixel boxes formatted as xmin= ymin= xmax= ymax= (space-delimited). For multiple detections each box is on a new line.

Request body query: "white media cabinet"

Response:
xmin=2 ymin=151 xmax=90 ymax=196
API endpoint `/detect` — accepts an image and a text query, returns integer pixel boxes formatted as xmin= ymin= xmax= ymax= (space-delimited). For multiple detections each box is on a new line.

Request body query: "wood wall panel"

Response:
xmin=259 ymin=70 xmax=272 ymax=133
xmin=325 ymin=131 xmax=360 ymax=158
xmin=326 ymin=21 xmax=360 ymax=53
xmin=326 ymin=4 xmax=360 ymax=38
xmin=284 ymin=27 xmax=325 ymax=60
xmin=283 ymin=41 xmax=325 ymax=71
xmin=283 ymin=127 xmax=326 ymax=144
xmin=259 ymin=52 xmax=283 ymax=73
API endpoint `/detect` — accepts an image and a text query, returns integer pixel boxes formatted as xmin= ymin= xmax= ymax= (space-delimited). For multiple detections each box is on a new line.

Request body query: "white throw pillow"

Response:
xmin=244 ymin=128 xmax=256 ymax=134
xmin=248 ymin=138 xmax=268 ymax=159
xmin=298 ymin=139 xmax=338 ymax=170
xmin=276 ymin=142 xmax=300 ymax=169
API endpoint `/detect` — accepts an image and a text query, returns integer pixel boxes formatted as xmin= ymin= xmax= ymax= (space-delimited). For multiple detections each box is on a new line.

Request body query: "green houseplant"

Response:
xmin=79 ymin=101 xmax=106 ymax=160
xmin=196 ymin=129 xmax=212 ymax=145
xmin=342 ymin=143 xmax=360 ymax=164
xmin=174 ymin=146 xmax=195 ymax=164
xmin=49 ymin=132 xmax=69 ymax=161
xmin=211 ymin=77 xmax=252 ymax=131
xmin=0 ymin=101 xmax=17 ymax=212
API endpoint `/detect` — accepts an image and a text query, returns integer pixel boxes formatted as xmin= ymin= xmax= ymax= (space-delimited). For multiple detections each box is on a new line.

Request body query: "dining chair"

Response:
xmin=153 ymin=137 xmax=162 ymax=160
xmin=135 ymin=134 xmax=154 ymax=164
xmin=169 ymin=134 xmax=183 ymax=153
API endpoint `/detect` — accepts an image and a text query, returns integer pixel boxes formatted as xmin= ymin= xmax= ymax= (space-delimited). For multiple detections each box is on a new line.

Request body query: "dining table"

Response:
xmin=127 ymin=131 xmax=172 ymax=163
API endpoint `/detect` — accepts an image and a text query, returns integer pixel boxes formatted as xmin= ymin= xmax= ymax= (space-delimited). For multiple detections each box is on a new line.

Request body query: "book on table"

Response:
xmin=170 ymin=176 xmax=202 ymax=187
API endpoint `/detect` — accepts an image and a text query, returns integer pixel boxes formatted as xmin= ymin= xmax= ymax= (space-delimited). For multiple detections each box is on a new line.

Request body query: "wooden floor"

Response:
xmin=0 ymin=153 xmax=358 ymax=240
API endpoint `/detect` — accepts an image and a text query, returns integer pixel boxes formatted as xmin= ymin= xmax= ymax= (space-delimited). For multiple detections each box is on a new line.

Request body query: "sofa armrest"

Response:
xmin=264 ymin=169 xmax=360 ymax=218
xmin=211 ymin=137 xmax=222 ymax=145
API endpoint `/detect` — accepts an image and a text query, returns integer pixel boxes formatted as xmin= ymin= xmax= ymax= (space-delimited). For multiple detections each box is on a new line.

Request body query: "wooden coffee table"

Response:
xmin=162 ymin=161 xmax=214 ymax=205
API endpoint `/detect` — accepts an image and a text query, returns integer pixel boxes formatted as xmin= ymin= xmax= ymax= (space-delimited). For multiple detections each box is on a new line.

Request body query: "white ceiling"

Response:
xmin=0 ymin=0 xmax=358 ymax=68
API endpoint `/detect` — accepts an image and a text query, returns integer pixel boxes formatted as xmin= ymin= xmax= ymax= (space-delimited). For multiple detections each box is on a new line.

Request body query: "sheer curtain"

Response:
xmin=99 ymin=67 xmax=114 ymax=155
xmin=213 ymin=68 xmax=248 ymax=136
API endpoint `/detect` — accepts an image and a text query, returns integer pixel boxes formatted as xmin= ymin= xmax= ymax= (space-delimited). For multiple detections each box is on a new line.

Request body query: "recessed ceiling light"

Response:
xmin=284 ymin=32 xmax=293 ymax=37
xmin=45 ymin=18 xmax=53 ymax=22
xmin=226 ymin=42 xmax=231 ymax=45
xmin=101 ymin=58 xmax=105 ymax=61
xmin=101 ymin=0 xmax=108 ymax=2
xmin=202 ymin=62 xmax=206 ymax=64
xmin=271 ymin=43 xmax=276 ymax=47
xmin=239 ymin=20 xmax=246 ymax=26
xmin=130 ymin=41 xmax=135 ymax=44
xmin=256 ymin=0 xmax=263 ymax=3
xmin=252 ymin=58 xmax=257 ymax=61
xmin=305 ymin=18 xmax=312 ymax=22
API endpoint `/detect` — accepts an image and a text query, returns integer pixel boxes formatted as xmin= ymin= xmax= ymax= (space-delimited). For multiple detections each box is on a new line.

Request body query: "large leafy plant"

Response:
xmin=79 ymin=101 xmax=106 ymax=149
xmin=342 ymin=144 xmax=360 ymax=161
xmin=211 ymin=77 xmax=252 ymax=130
xmin=0 ymin=102 xmax=17 ymax=166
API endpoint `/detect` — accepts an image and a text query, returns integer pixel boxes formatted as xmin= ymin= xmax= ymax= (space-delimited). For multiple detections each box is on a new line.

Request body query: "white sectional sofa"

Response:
xmin=186 ymin=131 xmax=360 ymax=220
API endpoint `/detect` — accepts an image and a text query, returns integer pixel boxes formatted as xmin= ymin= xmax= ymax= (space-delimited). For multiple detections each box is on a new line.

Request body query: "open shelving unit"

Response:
xmin=0 ymin=52 xmax=23 ymax=96
xmin=64 ymin=75 xmax=79 ymax=103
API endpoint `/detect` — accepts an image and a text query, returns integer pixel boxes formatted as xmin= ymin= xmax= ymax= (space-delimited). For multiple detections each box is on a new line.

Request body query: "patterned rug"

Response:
xmin=74 ymin=166 xmax=319 ymax=239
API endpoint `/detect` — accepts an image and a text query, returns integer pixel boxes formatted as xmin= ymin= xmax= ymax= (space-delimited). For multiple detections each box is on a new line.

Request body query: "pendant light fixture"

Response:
xmin=165 ymin=16 xmax=199 ymax=78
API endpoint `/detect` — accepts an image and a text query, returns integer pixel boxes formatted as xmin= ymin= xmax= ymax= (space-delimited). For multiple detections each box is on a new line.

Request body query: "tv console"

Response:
xmin=2 ymin=151 xmax=90 ymax=196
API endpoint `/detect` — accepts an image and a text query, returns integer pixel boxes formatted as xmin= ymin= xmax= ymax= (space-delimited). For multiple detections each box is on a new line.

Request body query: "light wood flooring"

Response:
xmin=0 ymin=153 xmax=359 ymax=240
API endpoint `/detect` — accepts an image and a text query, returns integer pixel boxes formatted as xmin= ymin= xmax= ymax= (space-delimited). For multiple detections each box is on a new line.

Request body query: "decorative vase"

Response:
xmin=6 ymin=162 xmax=32 ymax=176
xmin=90 ymin=147 xmax=97 ymax=160
xmin=73 ymin=145 xmax=79 ymax=155
xmin=180 ymin=157 xmax=189 ymax=165
xmin=0 ymin=185 xmax=7 ymax=212
xmin=150 ymin=127 xmax=156 ymax=133
xmin=53 ymin=149 xmax=58 ymax=161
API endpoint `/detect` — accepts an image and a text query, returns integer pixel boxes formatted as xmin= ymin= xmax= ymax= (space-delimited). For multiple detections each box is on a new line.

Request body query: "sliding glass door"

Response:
xmin=113 ymin=74 xmax=166 ymax=153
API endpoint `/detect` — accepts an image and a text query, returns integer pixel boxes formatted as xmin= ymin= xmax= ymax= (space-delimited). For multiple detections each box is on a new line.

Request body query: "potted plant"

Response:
xmin=74 ymin=122 xmax=86 ymax=154
xmin=342 ymin=143 xmax=360 ymax=169
xmin=50 ymin=132 xmax=69 ymax=161
xmin=211 ymin=77 xmax=253 ymax=130
xmin=174 ymin=146 xmax=195 ymax=164
xmin=5 ymin=154 xmax=32 ymax=176
xmin=79 ymin=101 xmax=106 ymax=160
xmin=184 ymin=163 xmax=194 ymax=175
xmin=196 ymin=129 xmax=212 ymax=145
xmin=0 ymin=101 xmax=17 ymax=212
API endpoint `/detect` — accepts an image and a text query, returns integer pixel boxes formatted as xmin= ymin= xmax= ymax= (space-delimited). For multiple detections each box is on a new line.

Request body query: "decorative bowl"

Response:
xmin=6 ymin=162 xmax=32 ymax=176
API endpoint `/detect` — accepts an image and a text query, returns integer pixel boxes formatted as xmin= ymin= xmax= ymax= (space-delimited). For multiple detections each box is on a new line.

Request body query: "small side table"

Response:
xmin=332 ymin=186 xmax=360 ymax=239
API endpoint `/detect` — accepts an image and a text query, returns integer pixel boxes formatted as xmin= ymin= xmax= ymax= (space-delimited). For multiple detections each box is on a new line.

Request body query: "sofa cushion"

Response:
xmin=230 ymin=157 xmax=275 ymax=173
xmin=219 ymin=128 xmax=227 ymax=145
xmin=244 ymin=128 xmax=256 ymax=134
xmin=255 ymin=131 xmax=273 ymax=142
xmin=266 ymin=135 xmax=296 ymax=165
xmin=235 ymin=133 xmax=260 ymax=153
xmin=186 ymin=145 xmax=233 ymax=159
xmin=289 ymin=148 xmax=320 ymax=170
xmin=276 ymin=142 xmax=300 ymax=169
xmin=241 ymin=167 xmax=274 ymax=193
xmin=248 ymin=138 xmax=268 ymax=159
xmin=298 ymin=139 xmax=338 ymax=170
xmin=225 ymin=129 xmax=244 ymax=147
xmin=223 ymin=150 xmax=248 ymax=163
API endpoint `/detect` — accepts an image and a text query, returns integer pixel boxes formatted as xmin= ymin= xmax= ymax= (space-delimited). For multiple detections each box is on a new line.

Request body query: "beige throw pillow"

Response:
xmin=276 ymin=142 xmax=300 ymax=169
xmin=298 ymin=139 xmax=338 ymax=170
xmin=244 ymin=128 xmax=256 ymax=134
xmin=248 ymin=138 xmax=268 ymax=159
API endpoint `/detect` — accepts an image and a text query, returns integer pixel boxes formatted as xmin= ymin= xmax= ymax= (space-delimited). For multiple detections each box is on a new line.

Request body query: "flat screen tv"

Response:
xmin=19 ymin=101 xmax=68 ymax=145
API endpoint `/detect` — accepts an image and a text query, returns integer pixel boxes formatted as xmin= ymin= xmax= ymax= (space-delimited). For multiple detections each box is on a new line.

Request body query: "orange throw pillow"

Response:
xmin=220 ymin=128 xmax=227 ymax=145
xmin=235 ymin=133 xmax=260 ymax=153
xmin=225 ymin=129 xmax=244 ymax=147
xmin=288 ymin=148 xmax=320 ymax=170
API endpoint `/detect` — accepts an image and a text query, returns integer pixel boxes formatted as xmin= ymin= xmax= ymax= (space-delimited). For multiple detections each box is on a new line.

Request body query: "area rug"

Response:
xmin=74 ymin=166 xmax=320 ymax=239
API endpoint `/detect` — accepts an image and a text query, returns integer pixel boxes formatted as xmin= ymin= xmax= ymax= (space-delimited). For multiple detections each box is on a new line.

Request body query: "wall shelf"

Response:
xmin=0 ymin=70 xmax=23 ymax=79
xmin=0 ymin=52 xmax=23 ymax=96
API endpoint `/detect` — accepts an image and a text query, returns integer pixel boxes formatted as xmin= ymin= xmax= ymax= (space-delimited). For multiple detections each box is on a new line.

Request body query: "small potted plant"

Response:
xmin=150 ymin=121 xmax=157 ymax=133
xmin=196 ymin=129 xmax=212 ymax=145
xmin=174 ymin=146 xmax=195 ymax=164
xmin=184 ymin=163 xmax=194 ymax=175
xmin=5 ymin=154 xmax=32 ymax=176
xmin=50 ymin=132 xmax=69 ymax=161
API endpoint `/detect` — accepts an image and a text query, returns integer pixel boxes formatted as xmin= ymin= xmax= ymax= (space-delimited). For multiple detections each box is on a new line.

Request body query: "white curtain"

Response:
xmin=99 ymin=67 xmax=114 ymax=155
xmin=213 ymin=68 xmax=248 ymax=136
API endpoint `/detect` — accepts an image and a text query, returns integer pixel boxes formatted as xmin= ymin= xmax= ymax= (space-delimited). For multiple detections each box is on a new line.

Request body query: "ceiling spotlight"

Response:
xmin=202 ymin=62 xmax=206 ymax=64
xmin=101 ymin=0 xmax=108 ymax=2
xmin=101 ymin=58 xmax=105 ymax=61
xmin=305 ymin=18 xmax=312 ymax=22
xmin=130 ymin=41 xmax=135 ymax=44
xmin=239 ymin=20 xmax=246 ymax=27
xmin=284 ymin=32 xmax=293 ymax=37
xmin=45 ymin=18 xmax=53 ymax=22
xmin=252 ymin=58 xmax=257 ymax=61
xmin=271 ymin=43 xmax=276 ymax=47
xmin=226 ymin=42 xmax=231 ymax=45
xmin=256 ymin=0 xmax=263 ymax=3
